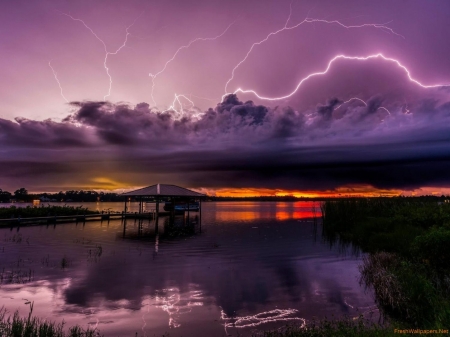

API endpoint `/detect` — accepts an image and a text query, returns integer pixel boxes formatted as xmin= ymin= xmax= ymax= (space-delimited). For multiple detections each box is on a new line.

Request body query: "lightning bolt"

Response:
xmin=162 ymin=93 xmax=195 ymax=116
xmin=149 ymin=20 xmax=236 ymax=107
xmin=141 ymin=296 xmax=150 ymax=337
xmin=48 ymin=60 xmax=69 ymax=103
xmin=224 ymin=3 xmax=404 ymax=94
xmin=225 ymin=53 xmax=450 ymax=102
xmin=302 ymin=18 xmax=404 ymax=39
xmin=334 ymin=97 xmax=368 ymax=110
xmin=188 ymin=94 xmax=215 ymax=104
xmin=377 ymin=106 xmax=391 ymax=115
xmin=334 ymin=97 xmax=391 ymax=115
xmin=403 ymin=101 xmax=411 ymax=114
xmin=220 ymin=308 xmax=305 ymax=329
xmin=57 ymin=10 xmax=142 ymax=100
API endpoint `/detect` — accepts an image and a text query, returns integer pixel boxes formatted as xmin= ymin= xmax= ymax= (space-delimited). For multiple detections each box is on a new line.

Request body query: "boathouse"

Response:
xmin=121 ymin=183 xmax=206 ymax=219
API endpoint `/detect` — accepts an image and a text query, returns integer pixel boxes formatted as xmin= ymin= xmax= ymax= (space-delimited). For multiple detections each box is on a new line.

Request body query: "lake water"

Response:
xmin=0 ymin=201 xmax=376 ymax=336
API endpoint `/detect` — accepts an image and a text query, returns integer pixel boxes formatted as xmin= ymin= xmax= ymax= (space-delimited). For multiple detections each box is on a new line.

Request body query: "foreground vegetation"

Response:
xmin=322 ymin=198 xmax=450 ymax=329
xmin=0 ymin=308 xmax=99 ymax=337
xmin=253 ymin=317 xmax=393 ymax=337
xmin=1 ymin=308 xmax=394 ymax=337
xmin=0 ymin=205 xmax=98 ymax=219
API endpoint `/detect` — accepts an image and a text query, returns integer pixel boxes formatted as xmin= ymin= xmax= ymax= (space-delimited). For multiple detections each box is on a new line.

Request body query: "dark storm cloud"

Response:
xmin=0 ymin=117 xmax=90 ymax=147
xmin=1 ymin=94 xmax=450 ymax=191
xmin=316 ymin=98 xmax=342 ymax=120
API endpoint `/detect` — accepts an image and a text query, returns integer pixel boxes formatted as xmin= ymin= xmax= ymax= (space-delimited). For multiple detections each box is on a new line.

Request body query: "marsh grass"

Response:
xmin=87 ymin=245 xmax=103 ymax=263
xmin=251 ymin=316 xmax=393 ymax=337
xmin=0 ymin=205 xmax=98 ymax=219
xmin=321 ymin=198 xmax=450 ymax=254
xmin=322 ymin=198 xmax=450 ymax=328
xmin=61 ymin=256 xmax=69 ymax=269
xmin=0 ymin=268 xmax=34 ymax=284
xmin=0 ymin=307 xmax=100 ymax=337
xmin=4 ymin=233 xmax=24 ymax=243
xmin=360 ymin=252 xmax=450 ymax=329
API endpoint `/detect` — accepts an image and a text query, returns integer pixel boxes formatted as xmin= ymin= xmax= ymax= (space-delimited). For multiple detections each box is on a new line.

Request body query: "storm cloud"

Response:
xmin=1 ymin=93 xmax=450 ymax=193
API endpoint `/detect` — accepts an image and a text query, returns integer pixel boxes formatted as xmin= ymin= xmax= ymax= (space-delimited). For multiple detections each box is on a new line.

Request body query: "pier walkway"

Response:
xmin=0 ymin=211 xmax=170 ymax=228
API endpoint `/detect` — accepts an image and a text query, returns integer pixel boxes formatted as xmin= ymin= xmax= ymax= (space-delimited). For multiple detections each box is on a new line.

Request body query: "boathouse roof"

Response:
xmin=121 ymin=184 xmax=205 ymax=197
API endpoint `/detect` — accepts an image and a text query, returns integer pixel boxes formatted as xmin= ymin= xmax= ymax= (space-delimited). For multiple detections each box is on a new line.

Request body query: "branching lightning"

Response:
xmin=51 ymin=4 xmax=449 ymax=117
xmin=149 ymin=20 xmax=236 ymax=106
xmin=154 ymin=287 xmax=204 ymax=328
xmin=48 ymin=60 xmax=69 ymax=103
xmin=162 ymin=93 xmax=205 ymax=119
xmin=225 ymin=53 xmax=450 ymax=102
xmin=163 ymin=93 xmax=194 ymax=115
xmin=224 ymin=3 xmax=404 ymax=94
xmin=221 ymin=308 xmax=305 ymax=329
xmin=57 ymin=10 xmax=142 ymax=100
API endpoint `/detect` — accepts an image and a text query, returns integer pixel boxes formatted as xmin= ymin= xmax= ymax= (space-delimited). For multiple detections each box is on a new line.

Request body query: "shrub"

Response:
xmin=411 ymin=226 xmax=450 ymax=271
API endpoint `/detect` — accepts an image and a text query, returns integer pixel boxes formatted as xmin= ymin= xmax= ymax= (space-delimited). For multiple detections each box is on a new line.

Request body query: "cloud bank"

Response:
xmin=1 ymin=94 xmax=450 ymax=192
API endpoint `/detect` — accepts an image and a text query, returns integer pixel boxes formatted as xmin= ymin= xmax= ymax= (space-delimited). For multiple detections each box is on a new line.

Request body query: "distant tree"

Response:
xmin=12 ymin=188 xmax=29 ymax=202
xmin=0 ymin=189 xmax=12 ymax=202
xmin=14 ymin=188 xmax=28 ymax=198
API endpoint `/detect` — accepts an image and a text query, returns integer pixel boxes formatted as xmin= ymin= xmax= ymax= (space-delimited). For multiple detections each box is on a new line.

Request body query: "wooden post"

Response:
xmin=123 ymin=198 xmax=127 ymax=217
xmin=199 ymin=199 xmax=202 ymax=232
xmin=154 ymin=215 xmax=159 ymax=235
xmin=155 ymin=197 xmax=159 ymax=226
xmin=170 ymin=197 xmax=175 ymax=224
xmin=187 ymin=197 xmax=190 ymax=224
xmin=122 ymin=218 xmax=127 ymax=238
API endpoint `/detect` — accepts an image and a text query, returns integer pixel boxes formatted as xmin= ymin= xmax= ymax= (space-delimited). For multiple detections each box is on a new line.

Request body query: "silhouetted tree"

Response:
xmin=14 ymin=188 xmax=28 ymax=200
xmin=0 ymin=189 xmax=12 ymax=202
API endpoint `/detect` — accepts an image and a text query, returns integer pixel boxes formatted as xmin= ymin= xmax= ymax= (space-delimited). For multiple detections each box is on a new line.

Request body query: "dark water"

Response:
xmin=0 ymin=201 xmax=376 ymax=336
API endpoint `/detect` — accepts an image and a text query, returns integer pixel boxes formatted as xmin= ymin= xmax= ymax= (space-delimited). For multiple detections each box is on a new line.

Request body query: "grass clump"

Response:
xmin=322 ymin=197 xmax=450 ymax=329
xmin=360 ymin=252 xmax=450 ymax=329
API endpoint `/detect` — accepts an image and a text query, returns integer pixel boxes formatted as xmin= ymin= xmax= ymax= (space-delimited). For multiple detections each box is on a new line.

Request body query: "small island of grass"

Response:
xmin=0 ymin=205 xmax=99 ymax=219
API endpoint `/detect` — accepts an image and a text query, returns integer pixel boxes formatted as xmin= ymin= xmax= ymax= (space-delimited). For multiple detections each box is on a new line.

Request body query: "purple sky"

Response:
xmin=1 ymin=0 xmax=450 ymax=193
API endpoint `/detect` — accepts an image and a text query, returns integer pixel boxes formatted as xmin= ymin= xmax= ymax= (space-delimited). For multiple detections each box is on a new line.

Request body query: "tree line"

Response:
xmin=1 ymin=187 xmax=449 ymax=203
xmin=0 ymin=188 xmax=123 ymax=203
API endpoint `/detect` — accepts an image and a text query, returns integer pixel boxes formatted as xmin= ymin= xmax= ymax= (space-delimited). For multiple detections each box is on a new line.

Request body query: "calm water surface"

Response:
xmin=0 ymin=202 xmax=375 ymax=336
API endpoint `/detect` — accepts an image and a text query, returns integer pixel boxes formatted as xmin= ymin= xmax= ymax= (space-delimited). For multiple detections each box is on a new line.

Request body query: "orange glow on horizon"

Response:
xmin=195 ymin=185 xmax=450 ymax=198
xmin=205 ymin=185 xmax=404 ymax=198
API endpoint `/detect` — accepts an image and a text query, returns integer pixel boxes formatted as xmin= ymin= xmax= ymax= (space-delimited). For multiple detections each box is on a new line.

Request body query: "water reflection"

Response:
xmin=0 ymin=202 xmax=375 ymax=336
xmin=209 ymin=201 xmax=319 ymax=222
xmin=120 ymin=214 xmax=201 ymax=240
xmin=221 ymin=309 xmax=305 ymax=329
xmin=154 ymin=287 xmax=204 ymax=329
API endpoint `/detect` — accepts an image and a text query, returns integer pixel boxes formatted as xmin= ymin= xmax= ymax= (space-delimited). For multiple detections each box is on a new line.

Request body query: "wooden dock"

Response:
xmin=0 ymin=211 xmax=171 ymax=228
